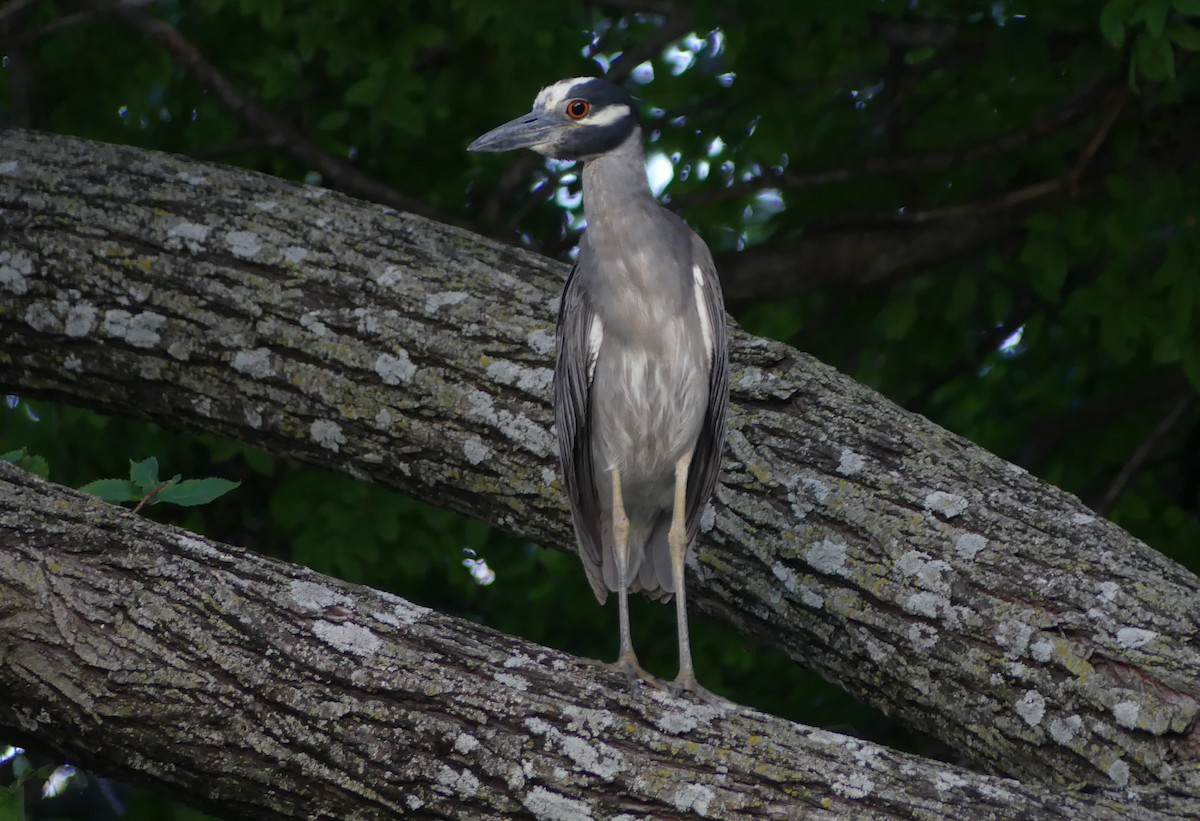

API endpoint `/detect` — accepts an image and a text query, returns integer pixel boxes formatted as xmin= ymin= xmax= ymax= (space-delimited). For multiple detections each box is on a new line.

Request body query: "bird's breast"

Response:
xmin=589 ymin=311 xmax=709 ymax=489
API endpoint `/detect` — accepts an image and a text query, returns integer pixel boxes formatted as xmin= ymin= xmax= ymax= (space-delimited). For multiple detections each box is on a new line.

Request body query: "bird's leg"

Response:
xmin=667 ymin=453 xmax=725 ymax=705
xmin=607 ymin=467 xmax=662 ymax=691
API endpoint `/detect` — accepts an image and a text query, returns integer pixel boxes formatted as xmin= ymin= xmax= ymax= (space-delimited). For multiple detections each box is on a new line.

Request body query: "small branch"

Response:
xmin=870 ymin=14 xmax=961 ymax=49
xmin=584 ymin=0 xmax=687 ymax=17
xmin=130 ymin=478 xmax=171 ymax=514
xmin=1019 ymin=373 xmax=1191 ymax=471
xmin=1096 ymin=393 xmax=1195 ymax=516
xmin=0 ymin=0 xmax=40 ymax=26
xmin=818 ymin=85 xmax=1127 ymax=229
xmin=481 ymin=153 xmax=544 ymax=226
xmin=502 ymin=167 xmax=574 ymax=236
xmin=672 ymin=77 xmax=1111 ymax=210
xmin=604 ymin=7 xmax=693 ymax=84
xmin=77 ymin=0 xmax=476 ymax=230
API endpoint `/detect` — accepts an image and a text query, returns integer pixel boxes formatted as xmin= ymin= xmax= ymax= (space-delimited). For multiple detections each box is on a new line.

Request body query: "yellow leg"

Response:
xmin=607 ymin=467 xmax=662 ymax=691
xmin=668 ymin=453 xmax=724 ymax=705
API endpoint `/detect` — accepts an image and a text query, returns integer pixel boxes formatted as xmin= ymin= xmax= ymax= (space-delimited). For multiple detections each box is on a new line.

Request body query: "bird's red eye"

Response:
xmin=566 ymin=99 xmax=591 ymax=120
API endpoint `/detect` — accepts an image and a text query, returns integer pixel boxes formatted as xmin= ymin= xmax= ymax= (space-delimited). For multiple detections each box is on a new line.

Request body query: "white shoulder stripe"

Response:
xmin=586 ymin=314 xmax=604 ymax=384
xmin=693 ymin=264 xmax=714 ymax=361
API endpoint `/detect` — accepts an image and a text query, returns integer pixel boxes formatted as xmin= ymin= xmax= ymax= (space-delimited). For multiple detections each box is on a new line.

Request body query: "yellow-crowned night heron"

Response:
xmin=469 ymin=77 xmax=729 ymax=699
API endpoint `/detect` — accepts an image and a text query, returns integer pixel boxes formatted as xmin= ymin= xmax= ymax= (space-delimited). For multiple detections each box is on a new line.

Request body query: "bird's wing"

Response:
xmin=554 ymin=258 xmax=607 ymax=599
xmin=685 ymin=242 xmax=731 ymax=543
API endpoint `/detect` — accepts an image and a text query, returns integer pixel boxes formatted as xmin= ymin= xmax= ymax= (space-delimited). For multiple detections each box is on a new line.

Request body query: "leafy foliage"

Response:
xmin=78 ymin=457 xmax=239 ymax=509
xmin=3 ymin=0 xmax=1200 ymax=817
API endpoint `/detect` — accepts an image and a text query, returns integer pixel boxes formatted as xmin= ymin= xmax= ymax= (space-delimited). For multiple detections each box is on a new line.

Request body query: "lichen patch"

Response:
xmin=1015 ymin=690 xmax=1046 ymax=726
xmin=310 ymin=419 xmax=346 ymax=452
xmin=233 ymin=348 xmax=273 ymax=378
xmin=924 ymin=490 xmax=968 ymax=518
xmin=805 ymin=538 xmax=848 ymax=576
xmin=375 ymin=351 xmax=417 ymax=385
xmin=0 ymin=250 xmax=33 ymax=294
xmin=225 ymin=230 xmax=261 ymax=259
xmin=313 ymin=620 xmax=381 ymax=657
xmin=425 ymin=291 xmax=470 ymax=313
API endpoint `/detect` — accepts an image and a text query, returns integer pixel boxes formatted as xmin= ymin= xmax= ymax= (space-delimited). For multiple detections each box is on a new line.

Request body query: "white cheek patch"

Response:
xmin=587 ymin=314 xmax=604 ymax=384
xmin=693 ymin=264 xmax=714 ymax=361
xmin=580 ymin=103 xmax=630 ymax=127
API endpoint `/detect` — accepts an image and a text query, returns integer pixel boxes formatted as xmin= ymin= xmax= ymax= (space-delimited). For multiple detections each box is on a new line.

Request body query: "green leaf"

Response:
xmin=21 ymin=454 xmax=49 ymax=478
xmin=79 ymin=478 xmax=142 ymax=503
xmin=0 ymin=782 xmax=22 ymax=820
xmin=154 ymin=478 xmax=241 ymax=507
xmin=1173 ymin=0 xmax=1200 ymax=14
xmin=1142 ymin=0 xmax=1172 ymax=37
xmin=317 ymin=109 xmax=350 ymax=131
xmin=129 ymin=456 xmax=160 ymax=492
xmin=1021 ymin=239 xmax=1069 ymax=300
xmin=1100 ymin=0 xmax=1133 ymax=47
xmin=1167 ymin=21 xmax=1200 ymax=50
xmin=1 ymin=447 xmax=49 ymax=477
xmin=881 ymin=293 xmax=918 ymax=341
xmin=1132 ymin=32 xmax=1175 ymax=81
xmin=258 ymin=0 xmax=283 ymax=30
xmin=344 ymin=59 xmax=390 ymax=106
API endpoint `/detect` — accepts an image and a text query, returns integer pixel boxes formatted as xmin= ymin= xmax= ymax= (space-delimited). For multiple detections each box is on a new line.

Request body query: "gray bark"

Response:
xmin=1 ymin=130 xmax=1199 ymax=797
xmin=1 ymin=462 xmax=1195 ymax=820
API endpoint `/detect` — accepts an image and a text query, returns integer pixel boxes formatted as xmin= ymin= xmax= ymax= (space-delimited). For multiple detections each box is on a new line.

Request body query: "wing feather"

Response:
xmin=553 ymin=260 xmax=607 ymax=600
xmin=684 ymin=243 xmax=730 ymax=543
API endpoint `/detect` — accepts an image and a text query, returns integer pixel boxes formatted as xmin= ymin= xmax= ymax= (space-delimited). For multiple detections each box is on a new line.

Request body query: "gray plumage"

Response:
xmin=469 ymin=77 xmax=729 ymax=698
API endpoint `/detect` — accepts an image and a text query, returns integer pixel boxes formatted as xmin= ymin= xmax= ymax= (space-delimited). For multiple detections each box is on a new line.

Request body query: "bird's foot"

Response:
xmin=588 ymin=652 xmax=666 ymax=694
xmin=670 ymin=671 xmax=731 ymax=709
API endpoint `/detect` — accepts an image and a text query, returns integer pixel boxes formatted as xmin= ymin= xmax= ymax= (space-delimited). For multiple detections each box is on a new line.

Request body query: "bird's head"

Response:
xmin=467 ymin=77 xmax=639 ymax=162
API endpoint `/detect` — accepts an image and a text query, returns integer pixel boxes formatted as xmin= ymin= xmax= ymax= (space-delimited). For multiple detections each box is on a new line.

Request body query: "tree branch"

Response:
xmin=3 ymin=463 xmax=1197 ymax=820
xmin=672 ymin=76 xmax=1111 ymax=210
xmin=2 ymin=131 xmax=1200 ymax=796
xmin=76 ymin=0 xmax=474 ymax=231
xmin=1096 ymin=393 xmax=1195 ymax=516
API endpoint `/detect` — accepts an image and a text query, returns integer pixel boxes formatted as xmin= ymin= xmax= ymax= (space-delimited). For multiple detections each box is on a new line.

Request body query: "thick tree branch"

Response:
xmin=2 ymin=131 xmax=1200 ymax=797
xmin=2 ymin=463 xmax=1196 ymax=820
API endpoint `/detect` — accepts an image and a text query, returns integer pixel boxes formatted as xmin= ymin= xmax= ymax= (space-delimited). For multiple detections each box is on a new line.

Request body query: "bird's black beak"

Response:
xmin=468 ymin=111 xmax=558 ymax=153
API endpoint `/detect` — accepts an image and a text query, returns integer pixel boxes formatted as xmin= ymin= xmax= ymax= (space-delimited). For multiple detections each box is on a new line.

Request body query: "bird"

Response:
xmin=468 ymin=77 xmax=729 ymax=700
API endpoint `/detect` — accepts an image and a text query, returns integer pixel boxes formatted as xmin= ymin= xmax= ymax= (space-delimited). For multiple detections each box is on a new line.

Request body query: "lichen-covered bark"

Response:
xmin=1 ymin=130 xmax=1198 ymax=795
xmin=1 ymin=463 xmax=1195 ymax=820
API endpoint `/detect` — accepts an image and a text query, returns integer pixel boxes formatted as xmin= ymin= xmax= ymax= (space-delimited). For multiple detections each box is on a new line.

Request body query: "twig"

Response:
xmin=1097 ymin=393 xmax=1194 ymax=516
xmin=807 ymin=83 xmax=1126 ymax=229
xmin=604 ymin=6 xmax=693 ymax=84
xmin=673 ymin=77 xmax=1112 ymax=210
xmin=503 ymin=167 xmax=575 ymax=235
xmin=77 ymin=0 xmax=476 ymax=230
xmin=131 ymin=479 xmax=172 ymax=514
xmin=482 ymin=154 xmax=544 ymax=225
xmin=0 ymin=0 xmax=40 ymax=26
xmin=1019 ymin=373 xmax=1190 ymax=471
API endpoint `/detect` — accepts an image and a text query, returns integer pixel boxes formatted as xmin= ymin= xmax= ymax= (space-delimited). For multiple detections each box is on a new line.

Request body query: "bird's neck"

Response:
xmin=581 ymin=127 xmax=655 ymax=243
